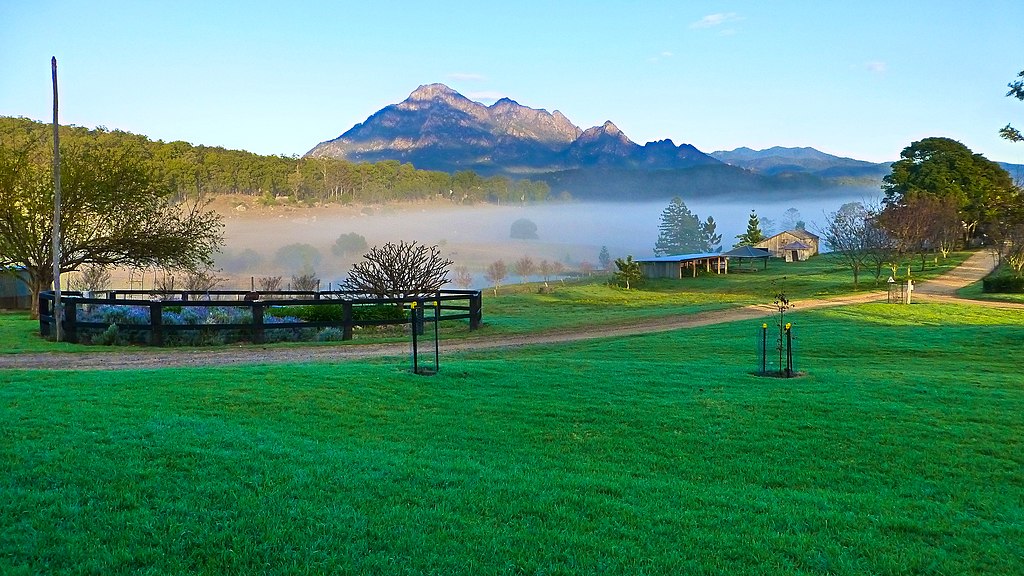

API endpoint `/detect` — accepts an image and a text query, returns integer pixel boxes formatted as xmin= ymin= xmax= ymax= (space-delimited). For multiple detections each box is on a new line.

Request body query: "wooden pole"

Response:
xmin=51 ymin=56 xmax=63 ymax=342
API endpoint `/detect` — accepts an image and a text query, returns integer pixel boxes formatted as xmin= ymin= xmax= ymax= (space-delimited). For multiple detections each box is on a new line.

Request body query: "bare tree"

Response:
xmin=1001 ymin=222 xmax=1024 ymax=276
xmin=821 ymin=202 xmax=871 ymax=286
xmin=68 ymin=264 xmax=111 ymax=292
xmin=343 ymin=241 xmax=452 ymax=298
xmin=538 ymin=259 xmax=563 ymax=285
xmin=257 ymin=276 xmax=283 ymax=292
xmin=291 ymin=267 xmax=320 ymax=292
xmin=578 ymin=261 xmax=595 ymax=276
xmin=513 ymin=256 xmax=536 ymax=283
xmin=880 ymin=195 xmax=961 ymax=271
xmin=987 ymin=190 xmax=1024 ymax=275
xmin=183 ymin=267 xmax=226 ymax=292
xmin=484 ymin=260 xmax=508 ymax=296
xmin=452 ymin=266 xmax=473 ymax=289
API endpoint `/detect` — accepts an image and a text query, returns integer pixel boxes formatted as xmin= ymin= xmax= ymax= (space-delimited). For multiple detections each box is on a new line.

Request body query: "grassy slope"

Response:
xmin=1 ymin=302 xmax=1022 ymax=575
xmin=484 ymin=252 xmax=972 ymax=334
xmin=0 ymin=253 xmax=972 ymax=351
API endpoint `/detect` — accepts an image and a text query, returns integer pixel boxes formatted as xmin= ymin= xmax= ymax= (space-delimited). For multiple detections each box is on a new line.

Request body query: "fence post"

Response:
xmin=39 ymin=293 xmax=52 ymax=337
xmin=150 ymin=301 xmax=164 ymax=346
xmin=761 ymin=323 xmax=768 ymax=374
xmin=469 ymin=291 xmax=482 ymax=330
xmin=252 ymin=302 xmax=265 ymax=345
xmin=413 ymin=300 xmax=425 ymax=336
xmin=342 ymin=301 xmax=353 ymax=341
xmin=64 ymin=299 xmax=78 ymax=344
xmin=785 ymin=323 xmax=793 ymax=378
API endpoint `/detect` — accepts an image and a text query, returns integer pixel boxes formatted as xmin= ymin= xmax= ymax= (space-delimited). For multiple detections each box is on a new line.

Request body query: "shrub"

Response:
xmin=317 ymin=327 xmax=345 ymax=342
xmin=510 ymin=218 xmax=539 ymax=240
xmin=97 ymin=324 xmax=119 ymax=346
xmin=275 ymin=243 xmax=322 ymax=271
xmin=352 ymin=304 xmax=407 ymax=324
xmin=267 ymin=304 xmax=344 ymax=323
xmin=982 ymin=275 xmax=1024 ymax=293
xmin=332 ymin=232 xmax=369 ymax=257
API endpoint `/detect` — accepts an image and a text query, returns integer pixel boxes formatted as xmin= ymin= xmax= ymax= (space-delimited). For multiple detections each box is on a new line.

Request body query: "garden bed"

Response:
xmin=38 ymin=289 xmax=482 ymax=346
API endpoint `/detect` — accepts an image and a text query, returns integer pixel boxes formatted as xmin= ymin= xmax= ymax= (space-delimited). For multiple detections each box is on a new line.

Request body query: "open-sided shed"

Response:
xmin=722 ymin=246 xmax=771 ymax=269
xmin=638 ymin=252 xmax=728 ymax=279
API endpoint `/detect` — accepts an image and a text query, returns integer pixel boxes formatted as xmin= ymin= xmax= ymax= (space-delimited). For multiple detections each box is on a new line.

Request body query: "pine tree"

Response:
xmin=702 ymin=216 xmax=723 ymax=252
xmin=654 ymin=197 xmax=720 ymax=255
xmin=613 ymin=256 xmax=644 ymax=290
xmin=734 ymin=210 xmax=766 ymax=247
xmin=598 ymin=246 xmax=612 ymax=271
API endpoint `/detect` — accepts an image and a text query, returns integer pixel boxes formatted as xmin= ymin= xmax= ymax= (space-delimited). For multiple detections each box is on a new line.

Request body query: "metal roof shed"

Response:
xmin=722 ymin=246 xmax=771 ymax=270
xmin=637 ymin=252 xmax=728 ymax=279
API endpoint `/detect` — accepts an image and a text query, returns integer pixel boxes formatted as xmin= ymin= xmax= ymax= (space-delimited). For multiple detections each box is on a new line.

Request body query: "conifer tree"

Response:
xmin=702 ymin=216 xmax=723 ymax=253
xmin=734 ymin=210 xmax=766 ymax=247
xmin=654 ymin=197 xmax=720 ymax=255
xmin=598 ymin=246 xmax=612 ymax=271
xmin=613 ymin=256 xmax=644 ymax=290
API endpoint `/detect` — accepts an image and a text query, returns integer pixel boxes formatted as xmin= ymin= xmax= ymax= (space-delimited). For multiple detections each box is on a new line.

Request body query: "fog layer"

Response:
xmin=218 ymin=190 xmax=879 ymax=289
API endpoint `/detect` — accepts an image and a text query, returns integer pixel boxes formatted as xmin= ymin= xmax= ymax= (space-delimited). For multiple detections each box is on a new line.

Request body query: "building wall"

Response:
xmin=0 ymin=268 xmax=32 ymax=310
xmin=756 ymin=231 xmax=820 ymax=258
xmin=640 ymin=262 xmax=680 ymax=279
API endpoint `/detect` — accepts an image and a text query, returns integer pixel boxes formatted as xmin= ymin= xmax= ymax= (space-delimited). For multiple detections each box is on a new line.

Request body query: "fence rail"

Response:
xmin=39 ymin=289 xmax=482 ymax=346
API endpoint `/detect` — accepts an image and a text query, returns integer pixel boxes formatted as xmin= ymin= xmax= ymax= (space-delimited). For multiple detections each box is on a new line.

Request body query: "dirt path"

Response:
xmin=0 ymin=252 xmax=1011 ymax=371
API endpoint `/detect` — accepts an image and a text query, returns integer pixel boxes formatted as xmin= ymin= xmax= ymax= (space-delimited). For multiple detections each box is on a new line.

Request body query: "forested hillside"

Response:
xmin=0 ymin=117 xmax=550 ymax=206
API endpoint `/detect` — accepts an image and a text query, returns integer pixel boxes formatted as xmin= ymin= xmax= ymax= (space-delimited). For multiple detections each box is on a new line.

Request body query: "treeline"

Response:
xmin=0 ymin=117 xmax=551 ymax=205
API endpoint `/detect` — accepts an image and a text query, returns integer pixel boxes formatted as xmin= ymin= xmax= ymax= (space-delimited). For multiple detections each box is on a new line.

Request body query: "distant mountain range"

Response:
xmin=709 ymin=147 xmax=890 ymax=180
xmin=306 ymin=84 xmax=1019 ymax=199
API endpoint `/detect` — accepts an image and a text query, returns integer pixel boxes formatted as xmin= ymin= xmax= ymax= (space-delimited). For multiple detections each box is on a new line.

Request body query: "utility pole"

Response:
xmin=51 ymin=56 xmax=63 ymax=342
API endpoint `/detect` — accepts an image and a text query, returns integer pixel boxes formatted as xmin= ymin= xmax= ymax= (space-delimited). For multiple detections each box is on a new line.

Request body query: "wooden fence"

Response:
xmin=38 ymin=289 xmax=482 ymax=346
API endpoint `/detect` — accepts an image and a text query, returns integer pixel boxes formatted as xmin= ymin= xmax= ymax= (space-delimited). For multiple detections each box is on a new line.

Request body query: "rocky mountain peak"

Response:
xmin=408 ymin=83 xmax=460 ymax=101
xmin=306 ymin=84 xmax=717 ymax=174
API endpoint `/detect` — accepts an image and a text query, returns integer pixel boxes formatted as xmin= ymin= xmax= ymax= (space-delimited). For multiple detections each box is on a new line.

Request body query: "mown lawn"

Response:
xmin=1 ymin=302 xmax=1021 ymax=575
xmin=0 ymin=252 xmax=973 ymax=351
xmin=482 ymin=252 xmax=973 ymax=334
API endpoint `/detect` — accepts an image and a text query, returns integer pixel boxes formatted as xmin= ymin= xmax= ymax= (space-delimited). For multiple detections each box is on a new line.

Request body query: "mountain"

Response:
xmin=307 ymin=84 xmax=721 ymax=175
xmin=711 ymin=146 xmax=890 ymax=182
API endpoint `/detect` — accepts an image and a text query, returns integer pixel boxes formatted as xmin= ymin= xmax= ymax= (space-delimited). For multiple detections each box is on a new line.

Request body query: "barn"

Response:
xmin=756 ymin=229 xmax=820 ymax=262
xmin=0 ymin=268 xmax=32 ymax=310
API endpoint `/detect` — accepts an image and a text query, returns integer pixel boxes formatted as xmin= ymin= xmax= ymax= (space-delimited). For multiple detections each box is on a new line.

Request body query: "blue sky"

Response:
xmin=3 ymin=1 xmax=1023 ymax=164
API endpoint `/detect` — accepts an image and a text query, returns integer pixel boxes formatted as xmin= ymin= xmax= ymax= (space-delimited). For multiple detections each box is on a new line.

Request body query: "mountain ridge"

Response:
xmin=306 ymin=84 xmax=1024 ymax=198
xmin=307 ymin=83 xmax=721 ymax=176
xmin=710 ymin=146 xmax=890 ymax=180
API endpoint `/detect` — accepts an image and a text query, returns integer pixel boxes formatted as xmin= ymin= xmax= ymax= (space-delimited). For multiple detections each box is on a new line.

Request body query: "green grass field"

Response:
xmin=0 ymin=253 xmax=973 ymax=353
xmin=484 ymin=252 xmax=972 ymax=335
xmin=2 ymin=301 xmax=1022 ymax=575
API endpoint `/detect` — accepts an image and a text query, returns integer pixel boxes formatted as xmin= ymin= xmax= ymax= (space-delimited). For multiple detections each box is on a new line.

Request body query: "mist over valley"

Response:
xmin=216 ymin=188 xmax=877 ymax=289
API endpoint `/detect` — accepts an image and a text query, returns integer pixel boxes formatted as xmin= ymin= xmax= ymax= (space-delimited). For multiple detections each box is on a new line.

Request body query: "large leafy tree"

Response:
xmin=882 ymin=137 xmax=1016 ymax=241
xmin=654 ymin=197 xmax=720 ymax=255
xmin=0 ymin=128 xmax=223 ymax=317
xmin=1000 ymin=69 xmax=1024 ymax=143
